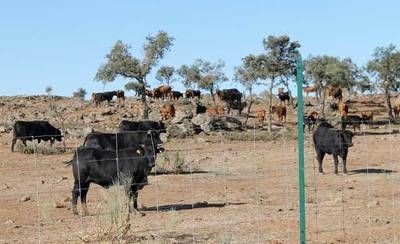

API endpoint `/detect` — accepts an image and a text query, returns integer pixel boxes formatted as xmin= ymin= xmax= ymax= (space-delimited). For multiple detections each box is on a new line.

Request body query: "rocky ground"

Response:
xmin=1 ymin=94 xmax=400 ymax=243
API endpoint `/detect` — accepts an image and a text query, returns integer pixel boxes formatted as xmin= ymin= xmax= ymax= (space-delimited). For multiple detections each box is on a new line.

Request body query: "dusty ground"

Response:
xmin=1 ymin=95 xmax=400 ymax=243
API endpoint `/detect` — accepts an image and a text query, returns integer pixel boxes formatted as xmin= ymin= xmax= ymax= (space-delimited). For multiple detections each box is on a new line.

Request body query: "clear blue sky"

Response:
xmin=1 ymin=0 xmax=399 ymax=97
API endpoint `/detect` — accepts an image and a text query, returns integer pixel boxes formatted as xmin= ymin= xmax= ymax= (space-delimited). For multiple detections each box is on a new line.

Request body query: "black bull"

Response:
xmin=118 ymin=120 xmax=165 ymax=133
xmin=83 ymin=130 xmax=164 ymax=153
xmin=67 ymin=146 xmax=156 ymax=215
xmin=11 ymin=121 xmax=63 ymax=152
xmin=313 ymin=122 xmax=354 ymax=175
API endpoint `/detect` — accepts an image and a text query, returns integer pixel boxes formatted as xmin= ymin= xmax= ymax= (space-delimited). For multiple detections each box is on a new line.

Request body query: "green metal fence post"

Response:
xmin=296 ymin=57 xmax=306 ymax=244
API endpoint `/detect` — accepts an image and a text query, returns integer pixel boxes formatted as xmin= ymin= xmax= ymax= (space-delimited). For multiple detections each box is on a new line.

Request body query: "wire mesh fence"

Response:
xmin=0 ymin=120 xmax=399 ymax=243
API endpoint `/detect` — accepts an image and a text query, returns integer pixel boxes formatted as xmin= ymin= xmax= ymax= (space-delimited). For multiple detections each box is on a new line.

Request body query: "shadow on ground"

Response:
xmin=142 ymin=201 xmax=245 ymax=212
xmin=350 ymin=168 xmax=397 ymax=174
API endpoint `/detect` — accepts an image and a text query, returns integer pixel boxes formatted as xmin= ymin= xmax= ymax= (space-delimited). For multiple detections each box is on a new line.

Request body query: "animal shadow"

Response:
xmin=350 ymin=168 xmax=397 ymax=175
xmin=142 ymin=201 xmax=245 ymax=212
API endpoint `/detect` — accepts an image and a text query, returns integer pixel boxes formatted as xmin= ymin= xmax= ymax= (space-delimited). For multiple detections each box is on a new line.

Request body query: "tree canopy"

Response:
xmin=95 ymin=31 xmax=174 ymax=118
xmin=367 ymin=44 xmax=400 ymax=118
xmin=156 ymin=66 xmax=176 ymax=86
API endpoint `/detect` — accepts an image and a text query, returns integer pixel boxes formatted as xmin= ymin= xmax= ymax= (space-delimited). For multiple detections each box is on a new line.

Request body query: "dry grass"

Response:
xmin=223 ymin=128 xmax=297 ymax=141
xmin=79 ymin=175 xmax=133 ymax=242
xmin=156 ymin=151 xmax=192 ymax=174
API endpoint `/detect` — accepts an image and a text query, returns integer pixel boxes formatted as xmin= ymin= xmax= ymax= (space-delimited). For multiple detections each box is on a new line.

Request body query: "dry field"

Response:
xmin=1 ymin=95 xmax=400 ymax=243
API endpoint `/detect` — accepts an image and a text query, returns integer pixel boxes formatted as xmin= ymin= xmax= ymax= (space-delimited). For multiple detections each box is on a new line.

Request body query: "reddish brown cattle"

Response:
xmin=116 ymin=90 xmax=125 ymax=103
xmin=154 ymin=85 xmax=172 ymax=100
xmin=361 ymin=111 xmax=374 ymax=128
xmin=394 ymin=105 xmax=400 ymax=118
xmin=256 ymin=107 xmax=266 ymax=126
xmin=145 ymin=89 xmax=154 ymax=99
xmin=327 ymin=86 xmax=343 ymax=101
xmin=303 ymin=86 xmax=316 ymax=96
xmin=206 ymin=106 xmax=225 ymax=116
xmin=271 ymin=105 xmax=287 ymax=123
xmin=160 ymin=104 xmax=175 ymax=120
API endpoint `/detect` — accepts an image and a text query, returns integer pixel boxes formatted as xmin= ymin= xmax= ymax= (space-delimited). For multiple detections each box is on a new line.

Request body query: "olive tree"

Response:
xmin=251 ymin=35 xmax=301 ymax=132
xmin=304 ymin=56 xmax=361 ymax=117
xmin=234 ymin=55 xmax=261 ymax=124
xmin=367 ymin=44 xmax=400 ymax=119
xmin=176 ymin=64 xmax=201 ymax=89
xmin=156 ymin=66 xmax=176 ymax=86
xmin=72 ymin=88 xmax=87 ymax=100
xmin=95 ymin=31 xmax=174 ymax=118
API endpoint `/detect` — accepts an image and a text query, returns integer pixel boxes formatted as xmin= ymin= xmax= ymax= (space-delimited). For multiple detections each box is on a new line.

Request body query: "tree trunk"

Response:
xmin=244 ymin=87 xmax=253 ymax=125
xmin=317 ymin=81 xmax=326 ymax=118
xmin=268 ymin=78 xmax=275 ymax=133
xmin=211 ymin=88 xmax=216 ymax=106
xmin=141 ymin=79 xmax=149 ymax=119
xmin=284 ymin=83 xmax=295 ymax=107
xmin=384 ymin=88 xmax=394 ymax=119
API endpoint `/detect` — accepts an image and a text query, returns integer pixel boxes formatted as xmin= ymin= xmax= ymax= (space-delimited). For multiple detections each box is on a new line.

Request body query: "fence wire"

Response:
xmin=1 ymin=121 xmax=399 ymax=243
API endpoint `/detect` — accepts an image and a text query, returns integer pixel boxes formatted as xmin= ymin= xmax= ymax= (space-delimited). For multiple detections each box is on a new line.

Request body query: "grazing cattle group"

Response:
xmin=11 ymin=81 xmax=397 ymax=217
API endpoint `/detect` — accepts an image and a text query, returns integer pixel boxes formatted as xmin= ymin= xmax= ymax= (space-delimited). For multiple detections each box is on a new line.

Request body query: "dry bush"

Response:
xmin=15 ymin=141 xmax=67 ymax=155
xmin=156 ymin=151 xmax=190 ymax=174
xmin=223 ymin=129 xmax=297 ymax=141
xmin=79 ymin=174 xmax=133 ymax=242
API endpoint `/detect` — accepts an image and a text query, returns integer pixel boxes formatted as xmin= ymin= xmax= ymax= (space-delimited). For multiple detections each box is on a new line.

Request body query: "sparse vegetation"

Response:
xmin=14 ymin=141 xmax=67 ymax=155
xmin=223 ymin=129 xmax=297 ymax=141
xmin=156 ymin=151 xmax=191 ymax=174
xmin=72 ymin=88 xmax=87 ymax=100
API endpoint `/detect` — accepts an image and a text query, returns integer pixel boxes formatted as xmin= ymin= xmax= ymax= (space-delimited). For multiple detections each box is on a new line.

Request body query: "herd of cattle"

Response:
xmin=91 ymin=85 xmax=245 ymax=121
xmin=9 ymin=84 xmax=392 ymax=216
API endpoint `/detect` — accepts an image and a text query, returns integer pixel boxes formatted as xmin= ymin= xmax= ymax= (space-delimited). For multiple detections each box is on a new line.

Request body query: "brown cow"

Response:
xmin=361 ymin=111 xmax=373 ymax=128
xmin=327 ymin=86 xmax=343 ymax=101
xmin=310 ymin=111 xmax=319 ymax=118
xmin=206 ymin=106 xmax=225 ymax=116
xmin=338 ymin=102 xmax=349 ymax=117
xmin=154 ymin=85 xmax=172 ymax=100
xmin=303 ymin=86 xmax=316 ymax=96
xmin=271 ymin=105 xmax=286 ymax=123
xmin=116 ymin=90 xmax=125 ymax=103
xmin=256 ymin=107 xmax=266 ymax=126
xmin=394 ymin=105 xmax=400 ymax=118
xmin=145 ymin=89 xmax=154 ymax=99
xmin=160 ymin=104 xmax=175 ymax=120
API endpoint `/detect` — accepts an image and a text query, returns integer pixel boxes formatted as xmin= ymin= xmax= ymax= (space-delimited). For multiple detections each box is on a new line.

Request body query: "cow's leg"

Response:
xmin=316 ymin=150 xmax=325 ymax=173
xmin=128 ymin=185 xmax=145 ymax=216
xmin=342 ymin=151 xmax=348 ymax=175
xmin=333 ymin=154 xmax=340 ymax=174
xmin=22 ymin=139 xmax=27 ymax=147
xmin=11 ymin=138 xmax=17 ymax=152
xmin=71 ymin=181 xmax=80 ymax=215
xmin=80 ymin=183 xmax=90 ymax=216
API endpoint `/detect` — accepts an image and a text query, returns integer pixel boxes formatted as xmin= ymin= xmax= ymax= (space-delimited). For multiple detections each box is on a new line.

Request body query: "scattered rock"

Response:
xmin=19 ymin=196 xmax=31 ymax=202
xmin=0 ymin=126 xmax=10 ymax=133
xmin=368 ymin=200 xmax=380 ymax=207
xmin=54 ymin=202 xmax=65 ymax=208
xmin=192 ymin=114 xmax=212 ymax=133
xmin=160 ymin=133 xmax=168 ymax=143
xmin=63 ymin=197 xmax=71 ymax=202
xmin=4 ymin=220 xmax=15 ymax=225
xmin=171 ymin=111 xmax=193 ymax=124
